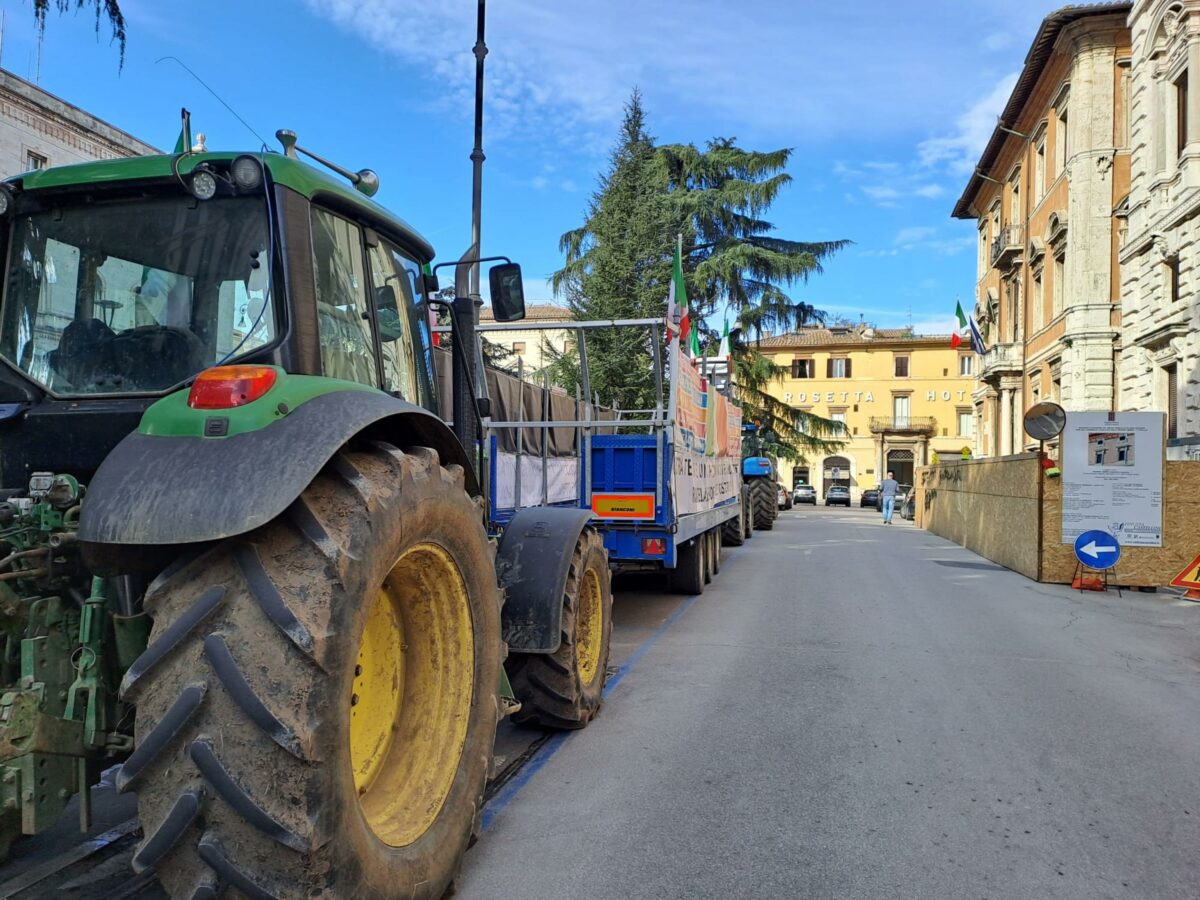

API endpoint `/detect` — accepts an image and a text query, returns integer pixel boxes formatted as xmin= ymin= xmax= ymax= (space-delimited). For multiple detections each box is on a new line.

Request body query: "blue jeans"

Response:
xmin=882 ymin=495 xmax=895 ymax=523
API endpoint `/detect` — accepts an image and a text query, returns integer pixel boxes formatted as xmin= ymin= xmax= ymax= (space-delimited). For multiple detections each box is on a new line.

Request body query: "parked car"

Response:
xmin=777 ymin=484 xmax=793 ymax=510
xmin=825 ymin=485 xmax=851 ymax=507
xmin=793 ymin=484 xmax=817 ymax=505
xmin=860 ymin=488 xmax=880 ymax=508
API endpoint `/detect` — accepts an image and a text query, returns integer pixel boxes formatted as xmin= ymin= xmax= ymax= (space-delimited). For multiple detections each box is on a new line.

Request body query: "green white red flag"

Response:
xmin=951 ymin=300 xmax=968 ymax=350
xmin=667 ymin=236 xmax=695 ymax=355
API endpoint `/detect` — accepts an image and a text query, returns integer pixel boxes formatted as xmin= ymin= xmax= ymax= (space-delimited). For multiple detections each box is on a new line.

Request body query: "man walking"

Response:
xmin=879 ymin=470 xmax=899 ymax=525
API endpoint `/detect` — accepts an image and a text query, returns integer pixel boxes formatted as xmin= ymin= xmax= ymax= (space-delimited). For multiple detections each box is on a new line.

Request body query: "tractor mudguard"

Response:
xmin=496 ymin=507 xmax=595 ymax=654
xmin=78 ymin=389 xmax=476 ymax=564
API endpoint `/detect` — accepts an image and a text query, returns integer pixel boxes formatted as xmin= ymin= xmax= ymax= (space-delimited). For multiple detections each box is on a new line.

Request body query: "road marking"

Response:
xmin=480 ymin=547 xmax=739 ymax=831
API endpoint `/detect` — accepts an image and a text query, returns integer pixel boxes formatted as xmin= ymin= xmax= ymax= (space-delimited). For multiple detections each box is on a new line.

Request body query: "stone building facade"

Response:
xmin=757 ymin=325 xmax=976 ymax=502
xmin=0 ymin=67 xmax=156 ymax=179
xmin=953 ymin=4 xmax=1132 ymax=457
xmin=1119 ymin=0 xmax=1200 ymax=459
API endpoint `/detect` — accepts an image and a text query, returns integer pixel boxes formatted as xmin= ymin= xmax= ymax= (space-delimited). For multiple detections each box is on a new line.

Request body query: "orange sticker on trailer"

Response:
xmin=591 ymin=493 xmax=655 ymax=519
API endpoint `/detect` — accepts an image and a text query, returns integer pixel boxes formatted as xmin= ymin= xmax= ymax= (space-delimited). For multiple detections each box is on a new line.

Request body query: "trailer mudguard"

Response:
xmin=77 ymin=387 xmax=476 ymax=560
xmin=496 ymin=507 xmax=595 ymax=654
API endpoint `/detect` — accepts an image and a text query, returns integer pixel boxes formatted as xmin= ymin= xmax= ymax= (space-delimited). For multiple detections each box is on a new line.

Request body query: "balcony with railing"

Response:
xmin=989 ymin=223 xmax=1024 ymax=269
xmin=979 ymin=341 xmax=1023 ymax=380
xmin=868 ymin=416 xmax=937 ymax=436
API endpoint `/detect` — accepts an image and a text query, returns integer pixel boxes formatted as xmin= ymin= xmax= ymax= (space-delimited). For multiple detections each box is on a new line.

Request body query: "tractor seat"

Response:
xmin=108 ymin=326 xmax=209 ymax=392
xmin=47 ymin=318 xmax=117 ymax=392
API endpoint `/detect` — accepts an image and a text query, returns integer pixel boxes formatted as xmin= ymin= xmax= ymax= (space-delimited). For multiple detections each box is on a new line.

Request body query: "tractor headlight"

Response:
xmin=0 ymin=185 xmax=13 ymax=217
xmin=231 ymin=155 xmax=264 ymax=191
xmin=190 ymin=169 xmax=218 ymax=201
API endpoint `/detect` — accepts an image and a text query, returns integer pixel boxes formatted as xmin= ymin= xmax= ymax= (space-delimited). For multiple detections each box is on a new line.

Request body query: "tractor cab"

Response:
xmin=0 ymin=150 xmax=446 ymax=486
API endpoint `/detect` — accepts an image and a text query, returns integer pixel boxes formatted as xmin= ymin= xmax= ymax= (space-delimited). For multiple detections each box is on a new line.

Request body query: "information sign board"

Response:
xmin=1060 ymin=412 xmax=1164 ymax=547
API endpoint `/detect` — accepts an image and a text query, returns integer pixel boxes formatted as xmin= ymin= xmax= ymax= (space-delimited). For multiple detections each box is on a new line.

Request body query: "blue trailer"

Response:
xmin=474 ymin=318 xmax=749 ymax=595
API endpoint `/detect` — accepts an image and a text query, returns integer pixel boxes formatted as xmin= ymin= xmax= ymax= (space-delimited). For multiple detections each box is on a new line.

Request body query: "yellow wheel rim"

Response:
xmin=350 ymin=543 xmax=474 ymax=848
xmin=575 ymin=566 xmax=604 ymax=686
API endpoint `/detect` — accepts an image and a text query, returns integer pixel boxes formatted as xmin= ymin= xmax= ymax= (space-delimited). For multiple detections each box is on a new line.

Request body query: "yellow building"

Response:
xmin=758 ymin=325 xmax=977 ymax=500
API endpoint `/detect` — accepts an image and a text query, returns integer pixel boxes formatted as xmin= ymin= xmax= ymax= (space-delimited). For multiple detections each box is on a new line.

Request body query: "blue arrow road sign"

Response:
xmin=1074 ymin=529 xmax=1121 ymax=570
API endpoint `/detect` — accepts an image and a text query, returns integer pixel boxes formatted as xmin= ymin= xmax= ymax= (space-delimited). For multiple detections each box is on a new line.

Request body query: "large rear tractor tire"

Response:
xmin=508 ymin=529 xmax=612 ymax=730
xmin=118 ymin=444 xmax=503 ymax=900
xmin=749 ymin=478 xmax=777 ymax=531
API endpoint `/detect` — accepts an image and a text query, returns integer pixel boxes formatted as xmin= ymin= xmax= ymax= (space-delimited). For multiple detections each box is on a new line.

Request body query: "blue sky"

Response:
xmin=3 ymin=0 xmax=1059 ymax=333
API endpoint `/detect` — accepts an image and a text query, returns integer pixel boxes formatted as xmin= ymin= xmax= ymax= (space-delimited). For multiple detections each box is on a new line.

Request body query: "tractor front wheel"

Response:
xmin=118 ymin=443 xmax=502 ymax=899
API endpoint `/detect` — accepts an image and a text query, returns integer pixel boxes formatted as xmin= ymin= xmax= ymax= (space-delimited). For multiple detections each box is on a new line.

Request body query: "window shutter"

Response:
xmin=845 ymin=359 xmax=852 ymax=378
xmin=1167 ymin=364 xmax=1179 ymax=439
xmin=826 ymin=358 xmax=833 ymax=378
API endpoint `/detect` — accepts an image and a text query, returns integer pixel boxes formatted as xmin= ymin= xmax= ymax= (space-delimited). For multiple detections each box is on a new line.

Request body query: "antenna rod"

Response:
xmin=469 ymin=0 xmax=487 ymax=302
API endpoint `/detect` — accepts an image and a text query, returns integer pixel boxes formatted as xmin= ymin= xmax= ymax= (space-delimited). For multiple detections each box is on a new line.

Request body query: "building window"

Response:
xmin=1177 ymin=69 xmax=1189 ymax=158
xmin=957 ymin=409 xmax=975 ymax=437
xmin=1168 ymin=255 xmax=1181 ymax=304
xmin=827 ymin=357 xmax=851 ymax=378
xmin=1035 ymin=136 xmax=1046 ymax=197
xmin=791 ymin=358 xmax=814 ymax=378
xmin=1118 ymin=446 xmax=1128 ymax=463
xmin=1009 ymin=170 xmax=1021 ymax=223
xmin=1095 ymin=449 xmax=1105 ymax=465
xmin=1056 ymin=104 xmax=1070 ymax=174
xmin=1052 ymin=252 xmax=1065 ymax=317
xmin=512 ymin=341 xmax=526 ymax=354
xmin=978 ymin=222 xmax=988 ymax=274
xmin=894 ymin=355 xmax=909 ymax=377
xmin=1005 ymin=278 xmax=1020 ymax=342
xmin=1032 ymin=267 xmax=1045 ymax=332
xmin=25 ymin=151 xmax=47 ymax=170
xmin=830 ymin=410 xmax=847 ymax=425
xmin=958 ymin=354 xmax=974 ymax=376
xmin=893 ymin=394 xmax=910 ymax=428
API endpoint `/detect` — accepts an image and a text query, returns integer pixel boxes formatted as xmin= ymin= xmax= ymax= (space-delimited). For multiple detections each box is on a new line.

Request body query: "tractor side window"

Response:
xmin=311 ymin=208 xmax=377 ymax=386
xmin=365 ymin=238 xmax=421 ymax=402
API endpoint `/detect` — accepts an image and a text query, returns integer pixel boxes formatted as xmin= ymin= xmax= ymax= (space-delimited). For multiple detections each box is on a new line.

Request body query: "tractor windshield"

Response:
xmin=0 ymin=193 xmax=274 ymax=395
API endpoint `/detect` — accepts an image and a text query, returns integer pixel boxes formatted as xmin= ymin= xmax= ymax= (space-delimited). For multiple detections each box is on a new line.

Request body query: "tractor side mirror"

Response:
xmin=375 ymin=285 xmax=405 ymax=342
xmin=489 ymin=263 xmax=525 ymax=322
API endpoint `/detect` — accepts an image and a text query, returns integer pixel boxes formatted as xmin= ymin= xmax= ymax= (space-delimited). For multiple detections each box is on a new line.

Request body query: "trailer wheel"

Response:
xmin=709 ymin=529 xmax=722 ymax=576
xmin=721 ymin=503 xmax=745 ymax=547
xmin=749 ymin=478 xmax=777 ymax=531
xmin=119 ymin=444 xmax=502 ymax=900
xmin=508 ymin=529 xmax=612 ymax=730
xmin=671 ymin=535 xmax=705 ymax=595
xmin=742 ymin=487 xmax=754 ymax=541
xmin=702 ymin=530 xmax=714 ymax=585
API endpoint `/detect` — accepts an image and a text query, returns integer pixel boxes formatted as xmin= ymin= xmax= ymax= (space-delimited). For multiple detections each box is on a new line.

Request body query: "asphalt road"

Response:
xmin=460 ymin=505 xmax=1200 ymax=899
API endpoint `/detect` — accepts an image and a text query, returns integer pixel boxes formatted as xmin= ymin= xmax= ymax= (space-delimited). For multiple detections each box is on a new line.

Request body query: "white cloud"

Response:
xmin=894 ymin=226 xmax=937 ymax=246
xmin=304 ymin=1 xmax=1030 ymax=152
xmin=982 ymin=32 xmax=1014 ymax=52
xmin=908 ymin=315 xmax=958 ymax=335
xmin=917 ymin=72 xmax=1019 ymax=176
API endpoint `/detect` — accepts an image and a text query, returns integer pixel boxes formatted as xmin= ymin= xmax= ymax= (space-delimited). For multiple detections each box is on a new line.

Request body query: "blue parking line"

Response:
xmin=481 ymin=544 xmax=745 ymax=831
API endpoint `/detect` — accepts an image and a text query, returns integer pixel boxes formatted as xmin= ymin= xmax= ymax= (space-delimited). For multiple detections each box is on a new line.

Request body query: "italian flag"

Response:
xmin=717 ymin=318 xmax=731 ymax=358
xmin=951 ymin=300 xmax=968 ymax=350
xmin=667 ymin=237 xmax=699 ymax=356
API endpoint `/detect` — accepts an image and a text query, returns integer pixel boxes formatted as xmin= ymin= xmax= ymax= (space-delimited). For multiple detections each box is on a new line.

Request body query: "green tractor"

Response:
xmin=0 ymin=144 xmax=612 ymax=896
